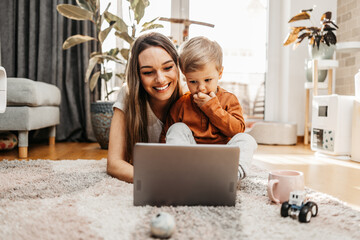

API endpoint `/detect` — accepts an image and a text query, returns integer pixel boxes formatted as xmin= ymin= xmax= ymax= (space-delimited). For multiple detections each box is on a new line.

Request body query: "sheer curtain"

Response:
xmin=0 ymin=0 xmax=99 ymax=141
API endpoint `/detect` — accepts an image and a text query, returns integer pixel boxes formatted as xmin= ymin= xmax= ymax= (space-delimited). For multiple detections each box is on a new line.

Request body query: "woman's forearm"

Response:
xmin=107 ymin=158 xmax=134 ymax=183
xmin=107 ymin=108 xmax=134 ymax=182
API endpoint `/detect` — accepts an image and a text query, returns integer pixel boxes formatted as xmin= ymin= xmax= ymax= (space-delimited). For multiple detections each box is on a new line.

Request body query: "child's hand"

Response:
xmin=193 ymin=92 xmax=216 ymax=108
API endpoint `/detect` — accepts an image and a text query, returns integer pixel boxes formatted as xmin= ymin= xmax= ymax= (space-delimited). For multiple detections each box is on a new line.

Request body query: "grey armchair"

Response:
xmin=0 ymin=77 xmax=61 ymax=158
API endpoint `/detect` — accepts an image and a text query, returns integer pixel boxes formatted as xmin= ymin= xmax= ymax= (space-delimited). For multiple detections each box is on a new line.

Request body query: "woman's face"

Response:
xmin=138 ymin=46 xmax=178 ymax=104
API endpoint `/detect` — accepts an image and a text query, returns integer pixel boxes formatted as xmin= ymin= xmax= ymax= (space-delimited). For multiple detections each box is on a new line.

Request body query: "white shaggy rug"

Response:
xmin=0 ymin=159 xmax=359 ymax=240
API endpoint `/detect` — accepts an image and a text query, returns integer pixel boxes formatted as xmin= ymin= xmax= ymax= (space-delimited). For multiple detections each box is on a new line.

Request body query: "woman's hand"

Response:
xmin=107 ymin=108 xmax=134 ymax=183
xmin=193 ymin=92 xmax=216 ymax=108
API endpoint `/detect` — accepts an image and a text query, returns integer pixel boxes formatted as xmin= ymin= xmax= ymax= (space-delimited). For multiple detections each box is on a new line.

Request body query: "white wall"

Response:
xmin=266 ymin=0 xmax=337 ymax=135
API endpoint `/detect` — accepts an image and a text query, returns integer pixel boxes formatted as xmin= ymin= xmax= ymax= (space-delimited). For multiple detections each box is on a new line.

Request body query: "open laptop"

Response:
xmin=133 ymin=143 xmax=239 ymax=206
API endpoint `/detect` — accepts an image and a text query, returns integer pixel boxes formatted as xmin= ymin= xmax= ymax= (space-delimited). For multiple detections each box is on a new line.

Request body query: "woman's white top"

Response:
xmin=113 ymin=85 xmax=164 ymax=143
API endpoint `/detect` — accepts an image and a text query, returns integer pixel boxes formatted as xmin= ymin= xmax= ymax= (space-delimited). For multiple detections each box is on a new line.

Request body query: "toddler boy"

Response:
xmin=160 ymin=36 xmax=257 ymax=179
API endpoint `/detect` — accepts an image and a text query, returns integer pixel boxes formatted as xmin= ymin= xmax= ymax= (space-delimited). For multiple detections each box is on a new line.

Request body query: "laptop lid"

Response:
xmin=133 ymin=143 xmax=239 ymax=206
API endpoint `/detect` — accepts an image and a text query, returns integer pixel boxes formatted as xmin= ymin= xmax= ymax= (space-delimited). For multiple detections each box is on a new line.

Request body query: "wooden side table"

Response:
xmin=304 ymin=59 xmax=338 ymax=145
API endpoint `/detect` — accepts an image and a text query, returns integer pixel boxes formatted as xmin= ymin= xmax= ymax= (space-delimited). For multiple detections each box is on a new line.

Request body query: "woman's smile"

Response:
xmin=154 ymin=83 xmax=171 ymax=91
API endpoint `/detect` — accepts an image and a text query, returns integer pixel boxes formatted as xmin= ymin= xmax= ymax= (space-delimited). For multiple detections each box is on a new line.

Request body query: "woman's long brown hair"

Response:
xmin=124 ymin=32 xmax=181 ymax=163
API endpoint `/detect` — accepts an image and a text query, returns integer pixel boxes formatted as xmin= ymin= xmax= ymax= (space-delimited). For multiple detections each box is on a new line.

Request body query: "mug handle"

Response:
xmin=267 ymin=179 xmax=280 ymax=204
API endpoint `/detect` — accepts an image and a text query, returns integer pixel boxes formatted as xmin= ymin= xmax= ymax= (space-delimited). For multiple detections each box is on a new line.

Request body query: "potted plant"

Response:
xmin=283 ymin=8 xmax=339 ymax=82
xmin=283 ymin=8 xmax=338 ymax=51
xmin=57 ymin=0 xmax=163 ymax=149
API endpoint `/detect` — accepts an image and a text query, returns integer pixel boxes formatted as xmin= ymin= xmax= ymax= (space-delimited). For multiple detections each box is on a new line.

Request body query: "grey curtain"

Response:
xmin=0 ymin=0 xmax=99 ymax=141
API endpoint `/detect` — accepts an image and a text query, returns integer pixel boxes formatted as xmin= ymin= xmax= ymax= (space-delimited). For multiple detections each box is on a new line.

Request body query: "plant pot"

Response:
xmin=91 ymin=101 xmax=114 ymax=149
xmin=305 ymin=43 xmax=335 ymax=82
xmin=308 ymin=43 xmax=336 ymax=59
xmin=304 ymin=59 xmax=327 ymax=82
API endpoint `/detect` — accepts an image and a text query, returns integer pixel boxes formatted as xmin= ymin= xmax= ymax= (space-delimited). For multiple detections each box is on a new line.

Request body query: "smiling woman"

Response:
xmin=107 ymin=32 xmax=182 ymax=183
xmin=138 ymin=47 xmax=179 ymax=112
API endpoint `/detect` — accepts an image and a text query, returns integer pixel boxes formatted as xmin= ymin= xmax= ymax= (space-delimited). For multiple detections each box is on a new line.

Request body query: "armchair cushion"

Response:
xmin=7 ymin=78 xmax=61 ymax=107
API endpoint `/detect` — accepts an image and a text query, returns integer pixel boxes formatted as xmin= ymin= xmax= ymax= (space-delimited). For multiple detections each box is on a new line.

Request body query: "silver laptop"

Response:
xmin=133 ymin=143 xmax=239 ymax=206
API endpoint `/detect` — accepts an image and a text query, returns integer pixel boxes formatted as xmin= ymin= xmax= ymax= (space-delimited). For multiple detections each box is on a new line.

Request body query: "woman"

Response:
xmin=107 ymin=32 xmax=182 ymax=182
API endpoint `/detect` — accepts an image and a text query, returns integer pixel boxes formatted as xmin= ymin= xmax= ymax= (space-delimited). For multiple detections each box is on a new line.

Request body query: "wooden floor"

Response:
xmin=254 ymin=144 xmax=360 ymax=211
xmin=1 ymin=142 xmax=360 ymax=210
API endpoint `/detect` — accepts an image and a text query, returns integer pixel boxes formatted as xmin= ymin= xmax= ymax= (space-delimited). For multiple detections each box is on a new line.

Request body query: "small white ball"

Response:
xmin=150 ymin=212 xmax=176 ymax=239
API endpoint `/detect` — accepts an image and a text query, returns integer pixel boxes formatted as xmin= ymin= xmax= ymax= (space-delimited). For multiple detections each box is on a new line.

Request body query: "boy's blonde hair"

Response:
xmin=179 ymin=36 xmax=223 ymax=73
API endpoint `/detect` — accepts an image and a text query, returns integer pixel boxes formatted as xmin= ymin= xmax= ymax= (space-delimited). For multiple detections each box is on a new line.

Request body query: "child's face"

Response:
xmin=184 ymin=62 xmax=223 ymax=96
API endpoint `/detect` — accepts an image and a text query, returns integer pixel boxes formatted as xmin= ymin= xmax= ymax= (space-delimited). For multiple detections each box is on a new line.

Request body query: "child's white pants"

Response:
xmin=165 ymin=122 xmax=258 ymax=180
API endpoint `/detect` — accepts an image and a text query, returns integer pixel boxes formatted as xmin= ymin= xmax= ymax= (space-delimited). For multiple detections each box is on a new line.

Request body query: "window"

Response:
xmin=102 ymin=0 xmax=268 ymax=116
xmin=188 ymin=0 xmax=268 ymax=119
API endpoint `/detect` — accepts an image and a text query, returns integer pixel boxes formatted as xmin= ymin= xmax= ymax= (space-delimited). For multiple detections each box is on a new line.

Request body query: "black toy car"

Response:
xmin=281 ymin=191 xmax=318 ymax=223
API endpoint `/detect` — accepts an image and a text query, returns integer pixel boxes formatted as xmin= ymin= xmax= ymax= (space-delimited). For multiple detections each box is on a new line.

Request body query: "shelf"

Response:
xmin=336 ymin=41 xmax=360 ymax=53
xmin=304 ymin=82 xmax=328 ymax=89
xmin=312 ymin=59 xmax=339 ymax=70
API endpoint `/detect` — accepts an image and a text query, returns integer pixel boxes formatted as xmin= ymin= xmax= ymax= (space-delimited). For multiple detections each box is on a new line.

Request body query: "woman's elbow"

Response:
xmin=106 ymin=160 xmax=115 ymax=176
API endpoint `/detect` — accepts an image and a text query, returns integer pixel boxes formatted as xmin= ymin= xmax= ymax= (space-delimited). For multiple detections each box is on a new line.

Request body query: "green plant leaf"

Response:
xmin=140 ymin=23 xmax=163 ymax=32
xmin=93 ymin=53 xmax=124 ymax=64
xmin=134 ymin=0 xmax=145 ymax=24
xmin=99 ymin=22 xmax=115 ymax=44
xmin=90 ymin=51 xmax=101 ymax=58
xmin=62 ymin=35 xmax=96 ymax=49
xmin=142 ymin=17 xmax=159 ymax=28
xmin=120 ymin=48 xmax=130 ymax=61
xmin=75 ymin=0 xmax=92 ymax=12
xmin=288 ymin=12 xmax=310 ymax=23
xmin=101 ymin=72 xmax=113 ymax=81
xmin=80 ymin=0 xmax=97 ymax=13
xmin=89 ymin=71 xmax=101 ymax=91
xmin=89 ymin=52 xmax=124 ymax=64
xmin=57 ymin=4 xmax=93 ymax=21
xmin=104 ymin=11 xmax=128 ymax=32
xmin=85 ymin=56 xmax=100 ymax=82
xmin=102 ymin=55 xmax=124 ymax=64
xmin=115 ymin=31 xmax=134 ymax=44
xmin=100 ymin=3 xmax=112 ymax=27
xmin=128 ymin=0 xmax=140 ymax=11
xmin=108 ymin=48 xmax=120 ymax=57
xmin=142 ymin=0 xmax=150 ymax=7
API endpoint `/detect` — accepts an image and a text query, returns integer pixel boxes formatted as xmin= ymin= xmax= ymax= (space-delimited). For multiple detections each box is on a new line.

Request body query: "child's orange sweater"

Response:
xmin=160 ymin=87 xmax=245 ymax=144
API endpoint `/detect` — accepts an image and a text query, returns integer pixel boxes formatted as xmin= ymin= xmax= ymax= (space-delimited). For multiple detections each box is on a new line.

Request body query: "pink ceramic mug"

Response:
xmin=267 ymin=170 xmax=305 ymax=204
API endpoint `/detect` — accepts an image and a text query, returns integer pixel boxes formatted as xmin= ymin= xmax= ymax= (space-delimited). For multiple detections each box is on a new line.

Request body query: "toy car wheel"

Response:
xmin=305 ymin=201 xmax=318 ymax=217
xmin=299 ymin=206 xmax=312 ymax=223
xmin=281 ymin=201 xmax=290 ymax=217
